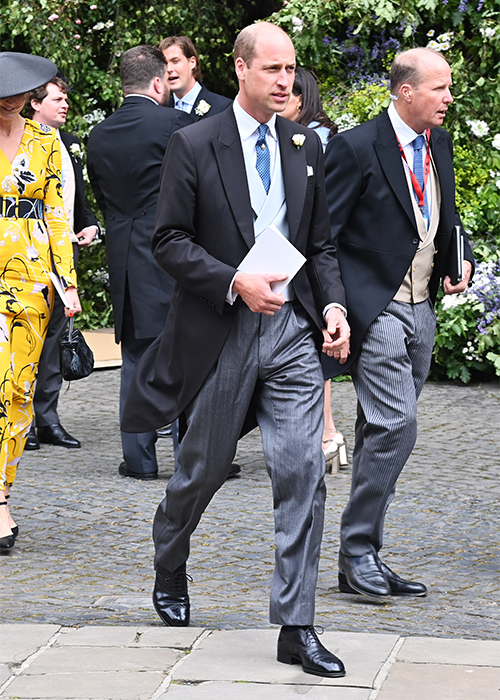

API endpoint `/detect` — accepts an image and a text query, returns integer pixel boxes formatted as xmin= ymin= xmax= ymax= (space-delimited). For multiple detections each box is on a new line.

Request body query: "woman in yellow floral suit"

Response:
xmin=0 ymin=53 xmax=81 ymax=550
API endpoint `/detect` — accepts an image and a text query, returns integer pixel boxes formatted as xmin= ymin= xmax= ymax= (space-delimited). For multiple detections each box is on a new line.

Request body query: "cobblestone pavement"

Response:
xmin=1 ymin=370 xmax=499 ymax=640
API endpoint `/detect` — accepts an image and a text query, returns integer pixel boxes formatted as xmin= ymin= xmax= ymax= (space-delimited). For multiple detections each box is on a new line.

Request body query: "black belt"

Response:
xmin=0 ymin=195 xmax=44 ymax=220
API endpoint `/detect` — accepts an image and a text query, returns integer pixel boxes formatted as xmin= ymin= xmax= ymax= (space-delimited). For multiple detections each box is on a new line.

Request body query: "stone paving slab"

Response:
xmin=2 ymin=625 xmax=500 ymax=699
xmin=173 ymin=630 xmax=397 ymax=687
xmin=0 ymin=625 xmax=60 ymax=664
xmin=376 ymin=663 xmax=500 ymax=700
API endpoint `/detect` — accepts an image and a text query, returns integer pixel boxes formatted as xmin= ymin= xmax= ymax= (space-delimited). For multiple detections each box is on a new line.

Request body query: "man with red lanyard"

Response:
xmin=323 ymin=47 xmax=474 ymax=599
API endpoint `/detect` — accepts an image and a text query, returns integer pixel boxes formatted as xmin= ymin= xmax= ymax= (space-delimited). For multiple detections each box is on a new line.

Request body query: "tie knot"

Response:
xmin=257 ymin=124 xmax=268 ymax=141
xmin=413 ymin=134 xmax=425 ymax=151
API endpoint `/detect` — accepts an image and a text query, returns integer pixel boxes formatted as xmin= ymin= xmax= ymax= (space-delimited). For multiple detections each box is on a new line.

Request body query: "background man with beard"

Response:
xmin=87 ymin=45 xmax=192 ymax=481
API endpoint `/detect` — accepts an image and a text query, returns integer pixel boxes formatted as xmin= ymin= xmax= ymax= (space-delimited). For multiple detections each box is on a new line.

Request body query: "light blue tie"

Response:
xmin=412 ymin=135 xmax=429 ymax=224
xmin=175 ymin=99 xmax=190 ymax=113
xmin=255 ymin=124 xmax=271 ymax=194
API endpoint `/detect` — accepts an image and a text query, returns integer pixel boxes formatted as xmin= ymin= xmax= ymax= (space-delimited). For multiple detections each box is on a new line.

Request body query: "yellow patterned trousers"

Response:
xmin=0 ymin=276 xmax=53 ymax=490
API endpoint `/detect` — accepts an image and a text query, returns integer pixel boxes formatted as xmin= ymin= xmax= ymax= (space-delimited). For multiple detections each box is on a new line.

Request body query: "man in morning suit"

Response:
xmin=158 ymin=35 xmax=232 ymax=120
xmin=87 ymin=46 xmax=192 ymax=481
xmin=323 ymin=48 xmax=474 ymax=599
xmin=122 ymin=23 xmax=350 ymax=677
xmin=25 ymin=76 xmax=99 ymax=451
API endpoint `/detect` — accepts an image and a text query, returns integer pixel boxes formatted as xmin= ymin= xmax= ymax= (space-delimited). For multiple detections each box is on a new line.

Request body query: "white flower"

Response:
xmin=439 ymin=41 xmax=450 ymax=51
xmin=495 ymin=179 xmax=500 ymax=190
xmin=426 ymin=29 xmax=435 ymax=37
xmin=105 ymin=20 xmax=114 ymax=28
xmin=93 ymin=22 xmax=105 ymax=30
xmin=291 ymin=133 xmax=306 ymax=149
xmin=466 ymin=119 xmax=490 ymax=137
xmin=194 ymin=100 xmax=211 ymax=117
xmin=427 ymin=40 xmax=441 ymax=51
xmin=441 ymin=293 xmax=468 ymax=310
xmin=69 ymin=143 xmax=82 ymax=158
xmin=480 ymin=26 xmax=496 ymax=37
xmin=491 ymin=134 xmax=500 ymax=150
xmin=437 ymin=32 xmax=453 ymax=42
xmin=335 ymin=112 xmax=359 ymax=132
xmin=292 ymin=16 xmax=304 ymax=32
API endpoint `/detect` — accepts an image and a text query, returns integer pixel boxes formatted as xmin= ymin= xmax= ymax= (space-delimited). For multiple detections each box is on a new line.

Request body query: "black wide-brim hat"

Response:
xmin=0 ymin=52 xmax=58 ymax=99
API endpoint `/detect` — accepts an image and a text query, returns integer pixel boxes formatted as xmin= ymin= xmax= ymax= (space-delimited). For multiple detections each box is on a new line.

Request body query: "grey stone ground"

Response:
xmin=1 ymin=370 xmax=499 ymax=639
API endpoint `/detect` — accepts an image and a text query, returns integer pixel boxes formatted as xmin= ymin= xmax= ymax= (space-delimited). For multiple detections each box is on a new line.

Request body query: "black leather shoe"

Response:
xmin=24 ymin=426 xmax=40 ymax=451
xmin=277 ymin=626 xmax=345 ymax=678
xmin=379 ymin=561 xmax=427 ymax=597
xmin=153 ymin=564 xmax=190 ymax=627
xmin=118 ymin=462 xmax=158 ymax=481
xmin=226 ymin=463 xmax=241 ymax=479
xmin=38 ymin=423 xmax=81 ymax=449
xmin=338 ymin=551 xmax=390 ymax=598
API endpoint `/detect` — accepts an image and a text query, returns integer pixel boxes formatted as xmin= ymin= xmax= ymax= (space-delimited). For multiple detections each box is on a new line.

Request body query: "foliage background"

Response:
xmin=1 ymin=0 xmax=499 ymax=381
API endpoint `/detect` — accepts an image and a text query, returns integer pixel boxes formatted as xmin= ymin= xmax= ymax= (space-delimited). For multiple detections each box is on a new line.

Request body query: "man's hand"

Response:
xmin=76 ymin=225 xmax=98 ymax=247
xmin=322 ymin=307 xmax=350 ymax=364
xmin=443 ymin=259 xmax=472 ymax=295
xmin=232 ymin=272 xmax=287 ymax=315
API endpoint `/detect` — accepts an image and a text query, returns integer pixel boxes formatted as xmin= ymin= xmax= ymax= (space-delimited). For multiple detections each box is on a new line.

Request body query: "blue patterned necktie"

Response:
xmin=412 ymin=134 xmax=430 ymax=224
xmin=255 ymin=124 xmax=271 ymax=194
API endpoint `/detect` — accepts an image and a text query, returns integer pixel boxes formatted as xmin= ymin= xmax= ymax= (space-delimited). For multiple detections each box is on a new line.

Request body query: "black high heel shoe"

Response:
xmin=0 ymin=501 xmax=15 ymax=550
xmin=5 ymin=494 xmax=18 ymax=539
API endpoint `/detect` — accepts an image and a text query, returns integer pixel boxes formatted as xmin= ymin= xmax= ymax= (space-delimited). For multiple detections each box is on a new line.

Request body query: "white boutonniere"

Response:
xmin=195 ymin=99 xmax=211 ymax=117
xmin=69 ymin=142 xmax=83 ymax=159
xmin=291 ymin=133 xmax=306 ymax=150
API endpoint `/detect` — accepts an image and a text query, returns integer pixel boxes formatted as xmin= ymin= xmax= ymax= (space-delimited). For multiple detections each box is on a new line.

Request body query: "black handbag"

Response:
xmin=59 ymin=316 xmax=94 ymax=380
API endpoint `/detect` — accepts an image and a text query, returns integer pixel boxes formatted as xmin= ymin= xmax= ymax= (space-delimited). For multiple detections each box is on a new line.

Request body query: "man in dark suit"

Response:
xmin=123 ymin=23 xmax=350 ymax=677
xmin=158 ymin=35 xmax=232 ymax=120
xmin=323 ymin=48 xmax=474 ymax=599
xmin=25 ymin=77 xmax=99 ymax=451
xmin=87 ymin=45 xmax=192 ymax=480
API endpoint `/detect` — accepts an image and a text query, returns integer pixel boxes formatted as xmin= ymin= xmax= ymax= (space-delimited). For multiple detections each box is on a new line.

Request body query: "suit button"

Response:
xmin=141 ymin=211 xmax=146 ymax=216
xmin=412 ymin=238 xmax=419 ymax=245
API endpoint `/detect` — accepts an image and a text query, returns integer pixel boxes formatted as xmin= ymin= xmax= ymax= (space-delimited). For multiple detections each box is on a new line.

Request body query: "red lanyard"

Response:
xmin=396 ymin=129 xmax=431 ymax=211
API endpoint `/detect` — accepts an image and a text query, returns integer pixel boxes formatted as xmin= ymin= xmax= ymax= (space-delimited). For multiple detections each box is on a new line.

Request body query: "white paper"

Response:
xmin=238 ymin=225 xmax=306 ymax=294
xmin=49 ymin=272 xmax=69 ymax=306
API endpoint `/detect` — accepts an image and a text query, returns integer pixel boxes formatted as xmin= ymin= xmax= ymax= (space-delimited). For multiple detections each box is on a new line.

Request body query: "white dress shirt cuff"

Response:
xmin=226 ymin=272 xmax=239 ymax=305
xmin=323 ymin=302 xmax=347 ymax=319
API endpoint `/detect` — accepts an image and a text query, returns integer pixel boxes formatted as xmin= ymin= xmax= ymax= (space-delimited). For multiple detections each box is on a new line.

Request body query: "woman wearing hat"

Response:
xmin=0 ymin=52 xmax=81 ymax=550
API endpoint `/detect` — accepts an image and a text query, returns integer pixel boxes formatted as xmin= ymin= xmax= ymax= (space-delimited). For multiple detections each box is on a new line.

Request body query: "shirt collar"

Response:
xmin=233 ymin=96 xmax=277 ymax=142
xmin=174 ymin=81 xmax=202 ymax=108
xmin=388 ymin=101 xmax=426 ymax=148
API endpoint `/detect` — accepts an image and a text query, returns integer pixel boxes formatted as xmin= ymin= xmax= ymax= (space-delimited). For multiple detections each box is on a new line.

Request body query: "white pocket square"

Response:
xmin=307 ymin=165 xmax=314 ymax=177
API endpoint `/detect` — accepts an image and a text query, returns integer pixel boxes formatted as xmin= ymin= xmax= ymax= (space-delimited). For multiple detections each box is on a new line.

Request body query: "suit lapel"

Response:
xmin=277 ymin=117 xmax=307 ymax=242
xmin=429 ymin=128 xmax=454 ymax=227
xmin=374 ymin=111 xmax=417 ymax=229
xmin=212 ymin=109 xmax=255 ymax=249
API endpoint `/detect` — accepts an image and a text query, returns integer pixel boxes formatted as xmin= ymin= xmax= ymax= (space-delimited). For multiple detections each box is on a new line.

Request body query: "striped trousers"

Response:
xmin=340 ymin=299 xmax=436 ymax=557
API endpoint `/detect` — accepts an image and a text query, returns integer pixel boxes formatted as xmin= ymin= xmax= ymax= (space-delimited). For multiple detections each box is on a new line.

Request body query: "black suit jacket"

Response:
xmin=86 ymin=96 xmax=193 ymax=342
xmin=322 ymin=109 xmax=474 ymax=377
xmin=59 ymin=131 xmax=98 ymax=236
xmin=122 ymin=107 xmax=346 ymax=433
xmin=167 ymin=84 xmax=232 ymax=121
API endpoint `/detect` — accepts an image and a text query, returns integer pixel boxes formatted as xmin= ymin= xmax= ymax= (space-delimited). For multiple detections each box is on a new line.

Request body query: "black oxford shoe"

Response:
xmin=277 ymin=626 xmax=346 ymax=678
xmin=338 ymin=551 xmax=391 ymax=598
xmin=153 ymin=565 xmax=190 ymax=627
xmin=24 ymin=426 xmax=40 ymax=451
xmin=38 ymin=423 xmax=81 ymax=449
xmin=379 ymin=561 xmax=427 ymax=597
xmin=118 ymin=462 xmax=158 ymax=481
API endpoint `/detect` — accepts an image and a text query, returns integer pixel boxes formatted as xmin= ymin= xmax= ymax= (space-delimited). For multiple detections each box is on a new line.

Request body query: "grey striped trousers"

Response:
xmin=340 ymin=299 xmax=436 ymax=557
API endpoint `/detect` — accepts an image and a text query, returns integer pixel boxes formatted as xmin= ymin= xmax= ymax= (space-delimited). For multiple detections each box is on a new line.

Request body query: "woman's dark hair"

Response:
xmin=293 ymin=67 xmax=337 ymax=141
